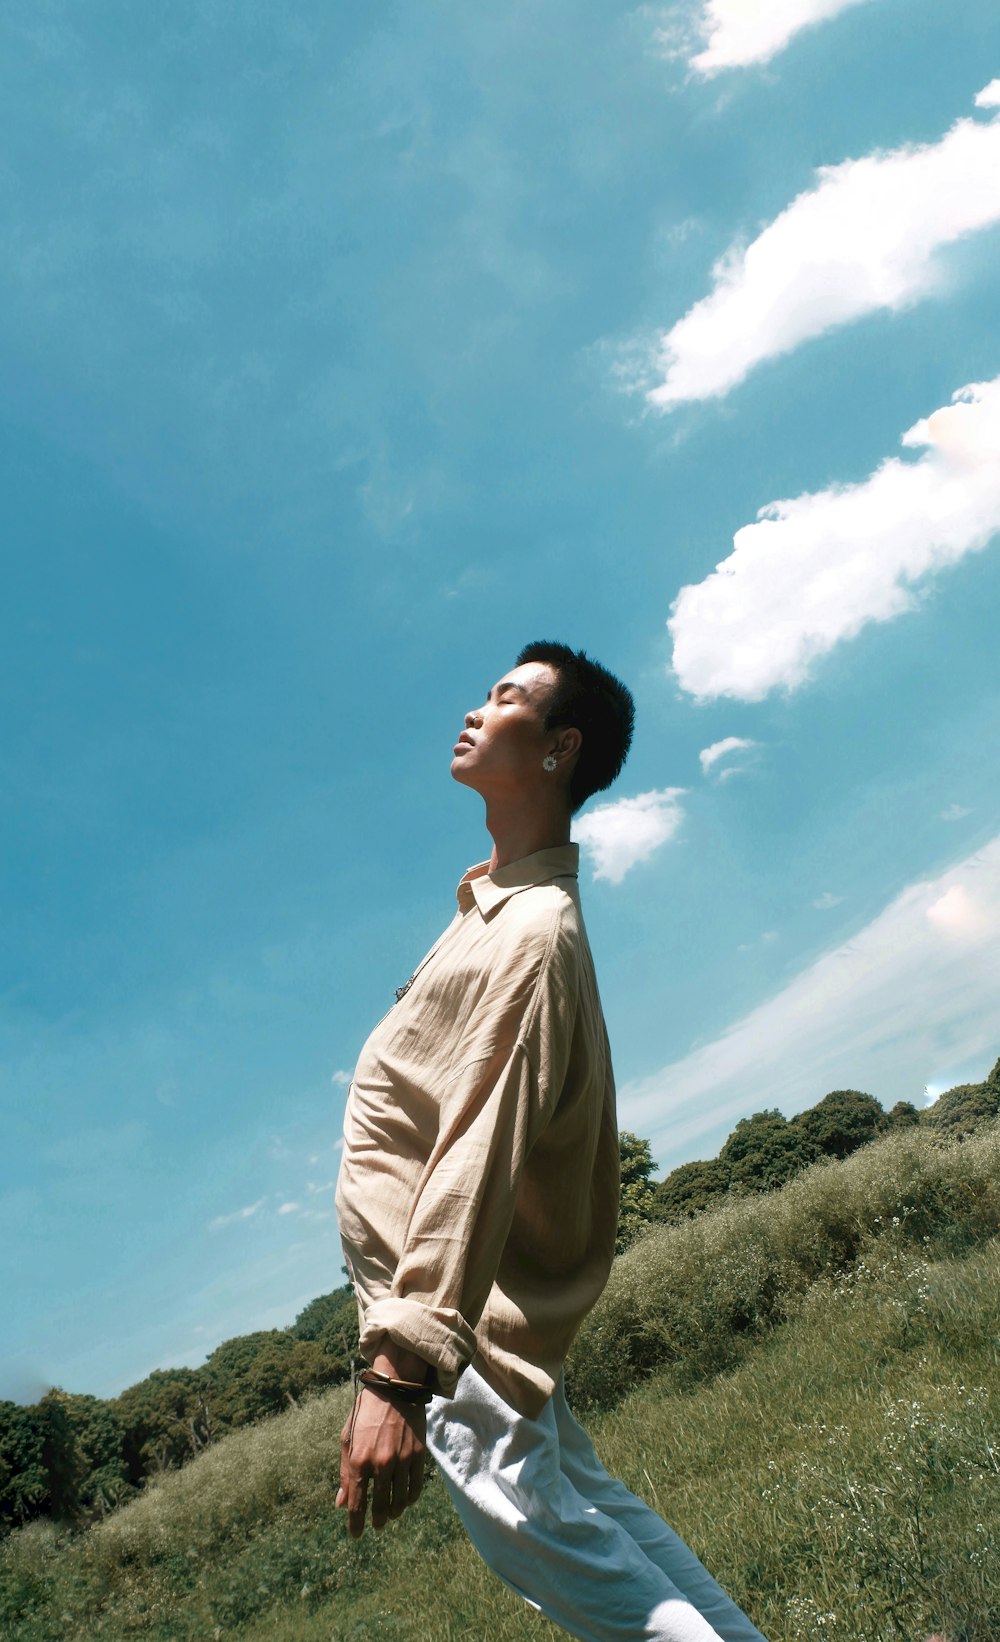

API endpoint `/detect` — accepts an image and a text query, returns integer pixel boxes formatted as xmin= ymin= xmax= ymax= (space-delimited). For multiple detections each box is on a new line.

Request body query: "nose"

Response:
xmin=465 ymin=706 xmax=483 ymax=728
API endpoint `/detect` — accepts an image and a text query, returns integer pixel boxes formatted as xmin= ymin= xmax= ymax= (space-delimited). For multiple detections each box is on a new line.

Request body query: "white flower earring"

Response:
xmin=542 ymin=754 xmax=558 ymax=771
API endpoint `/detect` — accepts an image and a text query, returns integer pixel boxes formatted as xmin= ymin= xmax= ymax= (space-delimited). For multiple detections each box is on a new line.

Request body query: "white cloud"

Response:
xmin=620 ymin=834 xmax=1000 ymax=1170
xmin=278 ymin=1201 xmax=300 ymax=1215
xmin=648 ymin=94 xmax=1000 ymax=409
xmin=813 ymin=891 xmax=844 ymax=911
xmin=699 ymin=736 xmax=757 ymax=776
xmin=975 ymin=79 xmax=1000 ymax=109
xmin=669 ymin=374 xmax=1000 ymax=701
xmin=941 ymin=803 xmax=972 ymax=822
xmin=330 ymin=1068 xmax=352 ymax=1088
xmin=574 ymin=789 xmax=685 ymax=884
xmin=208 ymin=1197 xmax=266 ymax=1233
xmin=688 ymin=0 xmax=872 ymax=76
xmin=738 ymin=929 xmax=779 ymax=951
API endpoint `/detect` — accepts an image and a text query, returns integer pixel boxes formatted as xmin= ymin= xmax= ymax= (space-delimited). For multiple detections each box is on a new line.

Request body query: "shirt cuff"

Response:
xmin=358 ymin=1296 xmax=478 ymax=1399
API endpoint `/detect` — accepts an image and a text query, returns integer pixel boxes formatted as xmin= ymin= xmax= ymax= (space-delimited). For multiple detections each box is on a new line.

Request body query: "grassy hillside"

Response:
xmin=8 ymin=1066 xmax=995 ymax=1537
xmin=568 ymin=1108 xmax=1000 ymax=1410
xmin=3 ymin=1121 xmax=998 ymax=1642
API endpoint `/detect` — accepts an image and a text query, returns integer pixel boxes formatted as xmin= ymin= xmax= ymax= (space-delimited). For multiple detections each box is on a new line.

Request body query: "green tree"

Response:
xmin=885 ymin=1100 xmax=921 ymax=1130
xmin=291 ymin=1284 xmax=359 ymax=1377
xmin=616 ymin=1132 xmax=658 ymax=1255
xmin=651 ymin=1158 xmax=730 ymax=1224
xmin=60 ymin=1393 xmax=130 ymax=1516
xmin=719 ymin=1110 xmax=818 ymax=1193
xmin=1 ymin=1392 xmax=129 ymax=1534
xmin=0 ymin=1401 xmax=47 ymax=1533
xmin=36 ymin=1391 xmax=79 ymax=1522
xmin=204 ymin=1332 xmax=338 ymax=1428
xmin=793 ymin=1089 xmax=885 ymax=1160
xmin=114 ymin=1367 xmax=211 ymax=1483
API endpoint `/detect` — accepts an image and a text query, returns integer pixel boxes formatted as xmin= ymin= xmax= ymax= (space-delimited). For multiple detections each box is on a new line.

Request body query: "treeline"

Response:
xmin=0 ymin=1287 xmax=361 ymax=1534
xmin=618 ymin=1054 xmax=1000 ymax=1250
xmin=2 ymin=1055 xmax=997 ymax=1537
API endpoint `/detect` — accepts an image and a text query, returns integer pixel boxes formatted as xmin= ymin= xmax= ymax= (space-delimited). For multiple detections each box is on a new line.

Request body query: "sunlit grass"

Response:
xmin=567 ymin=1119 xmax=1000 ymax=1407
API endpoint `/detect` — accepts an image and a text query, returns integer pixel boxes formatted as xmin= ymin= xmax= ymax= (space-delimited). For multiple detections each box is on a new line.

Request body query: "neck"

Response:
xmin=483 ymin=793 xmax=572 ymax=872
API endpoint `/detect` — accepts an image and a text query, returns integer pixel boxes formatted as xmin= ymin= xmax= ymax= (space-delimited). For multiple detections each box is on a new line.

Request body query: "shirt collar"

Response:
xmin=458 ymin=844 xmax=580 ymax=918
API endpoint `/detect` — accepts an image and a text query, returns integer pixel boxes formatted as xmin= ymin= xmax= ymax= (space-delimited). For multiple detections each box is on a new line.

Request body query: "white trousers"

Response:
xmin=426 ymin=1365 xmax=768 ymax=1642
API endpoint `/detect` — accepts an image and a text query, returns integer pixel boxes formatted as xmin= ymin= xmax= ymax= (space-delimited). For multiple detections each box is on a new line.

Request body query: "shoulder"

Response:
xmin=502 ymin=878 xmax=580 ymax=930
xmin=494 ymin=882 xmax=584 ymax=970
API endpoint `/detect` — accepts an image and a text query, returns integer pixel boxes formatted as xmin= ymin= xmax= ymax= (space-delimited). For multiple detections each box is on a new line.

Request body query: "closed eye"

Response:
xmin=488 ymin=678 xmax=528 ymax=704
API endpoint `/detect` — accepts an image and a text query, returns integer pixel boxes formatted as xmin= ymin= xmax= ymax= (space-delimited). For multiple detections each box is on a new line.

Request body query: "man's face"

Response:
xmin=450 ymin=662 xmax=558 ymax=798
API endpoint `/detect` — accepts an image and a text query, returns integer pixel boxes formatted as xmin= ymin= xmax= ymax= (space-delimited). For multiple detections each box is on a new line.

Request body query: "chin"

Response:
xmin=450 ymin=756 xmax=478 ymax=790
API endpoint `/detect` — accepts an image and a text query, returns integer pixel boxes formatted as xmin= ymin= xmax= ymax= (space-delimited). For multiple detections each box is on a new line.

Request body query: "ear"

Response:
xmin=555 ymin=726 xmax=582 ymax=762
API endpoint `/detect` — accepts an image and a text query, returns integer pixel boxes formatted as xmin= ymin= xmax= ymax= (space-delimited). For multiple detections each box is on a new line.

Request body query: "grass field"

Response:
xmin=3 ymin=1124 xmax=998 ymax=1641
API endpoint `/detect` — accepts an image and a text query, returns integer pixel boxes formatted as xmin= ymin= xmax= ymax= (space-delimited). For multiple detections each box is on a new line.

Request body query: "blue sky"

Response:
xmin=3 ymin=0 xmax=999 ymax=1403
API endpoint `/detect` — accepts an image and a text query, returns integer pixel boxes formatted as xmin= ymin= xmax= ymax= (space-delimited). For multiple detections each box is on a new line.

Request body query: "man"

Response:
xmin=335 ymin=642 xmax=767 ymax=1642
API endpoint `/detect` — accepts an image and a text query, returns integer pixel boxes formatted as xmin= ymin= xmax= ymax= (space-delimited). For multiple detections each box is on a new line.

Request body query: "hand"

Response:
xmin=337 ymin=1387 xmax=427 ymax=1538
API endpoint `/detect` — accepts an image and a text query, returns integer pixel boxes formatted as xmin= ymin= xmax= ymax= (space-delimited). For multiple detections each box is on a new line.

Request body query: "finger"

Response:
xmin=407 ymin=1448 xmax=426 ymax=1505
xmin=347 ymin=1468 xmax=369 ymax=1540
xmin=339 ymin=1393 xmax=367 ymax=1515
xmin=338 ymin=1422 xmax=353 ymax=1512
xmin=370 ymin=1471 xmax=393 ymax=1530
xmin=389 ymin=1462 xmax=409 ymax=1519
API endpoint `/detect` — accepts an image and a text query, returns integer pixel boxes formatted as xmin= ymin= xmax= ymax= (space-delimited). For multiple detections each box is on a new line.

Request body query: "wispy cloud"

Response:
xmin=699 ymin=736 xmax=757 ymax=778
xmin=574 ymin=789 xmax=685 ymax=884
xmin=685 ymin=0 xmax=873 ymax=76
xmin=648 ymin=92 xmax=1000 ymax=409
xmin=330 ymin=1069 xmax=352 ymax=1088
xmin=208 ymin=1198 xmax=266 ymax=1233
xmin=738 ymin=929 xmax=779 ymax=951
xmin=278 ymin=1201 xmax=300 ymax=1215
xmin=813 ymin=891 xmax=844 ymax=910
xmin=620 ymin=834 xmax=1000 ymax=1168
xmin=669 ymin=374 xmax=1000 ymax=700
xmin=942 ymin=803 xmax=972 ymax=822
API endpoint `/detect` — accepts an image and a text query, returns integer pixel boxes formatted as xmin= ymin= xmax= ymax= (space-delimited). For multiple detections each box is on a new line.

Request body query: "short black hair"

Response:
xmin=516 ymin=640 xmax=635 ymax=813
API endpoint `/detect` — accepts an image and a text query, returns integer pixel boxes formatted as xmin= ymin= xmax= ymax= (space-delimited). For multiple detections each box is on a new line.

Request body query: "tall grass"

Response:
xmin=595 ymin=1233 xmax=1000 ymax=1642
xmin=3 ymin=1121 xmax=998 ymax=1641
xmin=566 ymin=1119 xmax=1000 ymax=1408
xmin=0 ymin=1379 xmax=469 ymax=1640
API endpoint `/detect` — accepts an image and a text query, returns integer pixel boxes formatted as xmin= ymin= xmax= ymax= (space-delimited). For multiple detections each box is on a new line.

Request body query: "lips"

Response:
xmin=455 ymin=732 xmax=476 ymax=750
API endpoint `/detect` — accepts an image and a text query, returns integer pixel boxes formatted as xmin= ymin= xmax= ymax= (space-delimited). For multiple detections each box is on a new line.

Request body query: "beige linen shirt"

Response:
xmin=335 ymin=843 xmax=620 ymax=1418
